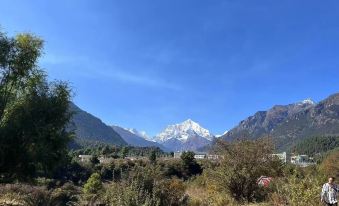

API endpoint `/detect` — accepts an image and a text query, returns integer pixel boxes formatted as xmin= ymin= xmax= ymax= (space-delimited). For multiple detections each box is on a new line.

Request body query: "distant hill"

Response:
xmin=68 ymin=103 xmax=127 ymax=146
xmin=111 ymin=126 xmax=168 ymax=151
xmin=222 ymin=93 xmax=339 ymax=150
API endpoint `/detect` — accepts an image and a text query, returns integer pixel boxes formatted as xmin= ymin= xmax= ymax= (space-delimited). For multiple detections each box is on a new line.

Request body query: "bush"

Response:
xmin=269 ymin=174 xmax=324 ymax=206
xmin=185 ymin=171 xmax=237 ymax=206
xmin=319 ymin=149 xmax=339 ymax=180
xmin=0 ymin=183 xmax=80 ymax=206
xmin=83 ymin=173 xmax=102 ymax=195
xmin=211 ymin=138 xmax=284 ymax=202
xmin=100 ymin=165 xmax=187 ymax=206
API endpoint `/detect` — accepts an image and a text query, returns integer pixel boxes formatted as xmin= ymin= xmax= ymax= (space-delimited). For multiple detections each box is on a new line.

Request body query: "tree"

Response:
xmin=170 ymin=152 xmax=174 ymax=157
xmin=212 ymin=138 xmax=284 ymax=202
xmin=83 ymin=173 xmax=103 ymax=195
xmin=180 ymin=151 xmax=195 ymax=166
xmin=101 ymin=145 xmax=111 ymax=156
xmin=180 ymin=151 xmax=202 ymax=178
xmin=149 ymin=150 xmax=157 ymax=164
xmin=0 ymin=31 xmax=73 ymax=181
xmin=90 ymin=155 xmax=100 ymax=166
xmin=120 ymin=147 xmax=128 ymax=159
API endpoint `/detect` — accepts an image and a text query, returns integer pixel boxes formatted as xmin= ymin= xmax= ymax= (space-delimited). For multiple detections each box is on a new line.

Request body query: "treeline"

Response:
xmin=70 ymin=144 xmax=170 ymax=159
xmin=291 ymin=136 xmax=339 ymax=156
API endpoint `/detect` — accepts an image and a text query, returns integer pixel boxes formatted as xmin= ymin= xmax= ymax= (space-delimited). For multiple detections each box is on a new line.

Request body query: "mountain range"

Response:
xmin=69 ymin=103 xmax=166 ymax=149
xmin=69 ymin=92 xmax=339 ymax=152
xmin=221 ymin=93 xmax=339 ymax=150
xmin=111 ymin=126 xmax=167 ymax=151
xmin=69 ymin=103 xmax=216 ymax=151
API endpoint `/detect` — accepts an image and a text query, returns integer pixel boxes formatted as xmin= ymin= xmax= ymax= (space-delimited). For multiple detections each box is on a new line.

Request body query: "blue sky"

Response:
xmin=1 ymin=0 xmax=339 ymax=136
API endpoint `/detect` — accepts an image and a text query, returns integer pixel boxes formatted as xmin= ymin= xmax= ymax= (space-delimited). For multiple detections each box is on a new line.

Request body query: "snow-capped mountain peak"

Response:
xmin=298 ymin=98 xmax=315 ymax=105
xmin=155 ymin=119 xmax=213 ymax=143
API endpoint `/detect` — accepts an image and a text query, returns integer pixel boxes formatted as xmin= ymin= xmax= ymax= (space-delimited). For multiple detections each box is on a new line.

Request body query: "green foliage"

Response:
xmin=292 ymin=136 xmax=339 ymax=156
xmin=0 ymin=31 xmax=73 ymax=181
xmin=83 ymin=173 xmax=102 ymax=195
xmin=212 ymin=138 xmax=284 ymax=202
xmin=121 ymin=146 xmax=129 ymax=159
xmin=180 ymin=151 xmax=203 ymax=178
xmin=181 ymin=151 xmax=195 ymax=166
xmin=100 ymin=165 xmax=187 ymax=206
xmin=71 ymin=144 xmax=168 ymax=159
xmin=149 ymin=150 xmax=157 ymax=164
xmin=90 ymin=155 xmax=100 ymax=166
xmin=319 ymin=148 xmax=339 ymax=179
xmin=53 ymin=159 xmax=91 ymax=185
xmin=269 ymin=170 xmax=324 ymax=206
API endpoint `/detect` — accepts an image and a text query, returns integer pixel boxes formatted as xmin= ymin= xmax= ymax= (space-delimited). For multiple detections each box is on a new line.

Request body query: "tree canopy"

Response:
xmin=0 ymin=31 xmax=73 ymax=181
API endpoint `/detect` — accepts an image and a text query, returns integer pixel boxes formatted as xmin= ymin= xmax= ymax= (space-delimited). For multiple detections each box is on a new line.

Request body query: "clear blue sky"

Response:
xmin=1 ymin=0 xmax=339 ymax=136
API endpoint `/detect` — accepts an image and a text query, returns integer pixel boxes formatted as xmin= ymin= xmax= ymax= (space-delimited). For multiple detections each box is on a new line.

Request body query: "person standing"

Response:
xmin=321 ymin=177 xmax=339 ymax=206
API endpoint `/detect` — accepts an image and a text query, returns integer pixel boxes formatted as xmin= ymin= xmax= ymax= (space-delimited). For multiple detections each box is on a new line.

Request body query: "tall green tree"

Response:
xmin=0 ymin=31 xmax=73 ymax=181
xmin=120 ymin=146 xmax=128 ymax=159
xmin=149 ymin=150 xmax=157 ymax=164
xmin=180 ymin=151 xmax=202 ymax=178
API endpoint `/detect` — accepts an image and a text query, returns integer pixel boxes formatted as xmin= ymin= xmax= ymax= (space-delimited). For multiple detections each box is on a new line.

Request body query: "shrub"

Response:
xmin=269 ymin=174 xmax=324 ymax=206
xmin=100 ymin=165 xmax=187 ymax=206
xmin=83 ymin=173 xmax=102 ymax=195
xmin=0 ymin=183 xmax=79 ymax=206
xmin=0 ymin=184 xmax=50 ymax=206
xmin=211 ymin=138 xmax=284 ymax=202
xmin=319 ymin=149 xmax=339 ymax=179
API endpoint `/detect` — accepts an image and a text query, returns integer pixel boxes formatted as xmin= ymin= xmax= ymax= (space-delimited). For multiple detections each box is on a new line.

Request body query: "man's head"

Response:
xmin=328 ymin=177 xmax=335 ymax=184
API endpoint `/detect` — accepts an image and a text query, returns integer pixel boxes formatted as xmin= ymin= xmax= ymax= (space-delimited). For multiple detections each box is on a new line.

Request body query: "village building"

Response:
xmin=272 ymin=152 xmax=287 ymax=163
xmin=78 ymin=155 xmax=92 ymax=162
xmin=194 ymin=153 xmax=207 ymax=159
xmin=290 ymin=154 xmax=315 ymax=167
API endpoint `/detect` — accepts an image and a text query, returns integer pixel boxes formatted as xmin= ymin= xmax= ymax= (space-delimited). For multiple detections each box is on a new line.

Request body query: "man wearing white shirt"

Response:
xmin=321 ymin=177 xmax=338 ymax=206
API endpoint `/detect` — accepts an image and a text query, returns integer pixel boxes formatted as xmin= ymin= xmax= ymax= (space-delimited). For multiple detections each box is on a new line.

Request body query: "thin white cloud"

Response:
xmin=96 ymin=69 xmax=182 ymax=91
xmin=39 ymin=53 xmax=181 ymax=91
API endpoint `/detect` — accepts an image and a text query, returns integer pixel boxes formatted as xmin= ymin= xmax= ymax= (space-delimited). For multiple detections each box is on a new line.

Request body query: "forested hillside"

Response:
xmin=291 ymin=136 xmax=339 ymax=156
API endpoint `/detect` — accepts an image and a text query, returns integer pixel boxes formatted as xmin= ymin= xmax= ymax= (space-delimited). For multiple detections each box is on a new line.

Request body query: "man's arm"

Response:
xmin=334 ymin=184 xmax=339 ymax=192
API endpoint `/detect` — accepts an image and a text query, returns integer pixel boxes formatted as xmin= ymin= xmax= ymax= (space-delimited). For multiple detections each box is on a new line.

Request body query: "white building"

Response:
xmin=272 ymin=152 xmax=287 ymax=163
xmin=78 ymin=155 xmax=92 ymax=162
xmin=207 ymin=154 xmax=220 ymax=160
xmin=194 ymin=153 xmax=207 ymax=159
xmin=174 ymin=152 xmax=182 ymax=159
xmin=98 ymin=157 xmax=114 ymax=164
xmin=290 ymin=154 xmax=315 ymax=167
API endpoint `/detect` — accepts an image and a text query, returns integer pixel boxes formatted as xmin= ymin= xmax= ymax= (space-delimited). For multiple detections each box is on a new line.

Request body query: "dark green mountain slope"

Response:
xmin=291 ymin=136 xmax=339 ymax=156
xmin=68 ymin=103 xmax=127 ymax=146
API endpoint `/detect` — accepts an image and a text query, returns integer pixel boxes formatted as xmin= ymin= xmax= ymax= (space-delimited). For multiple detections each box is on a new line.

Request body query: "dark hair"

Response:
xmin=329 ymin=177 xmax=335 ymax=180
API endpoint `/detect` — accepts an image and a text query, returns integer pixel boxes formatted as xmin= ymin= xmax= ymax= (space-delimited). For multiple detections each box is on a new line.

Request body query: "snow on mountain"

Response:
xmin=215 ymin=130 xmax=228 ymax=138
xmin=112 ymin=126 xmax=167 ymax=150
xmin=298 ymin=98 xmax=315 ymax=105
xmin=126 ymin=128 xmax=154 ymax=142
xmin=155 ymin=119 xmax=214 ymax=143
